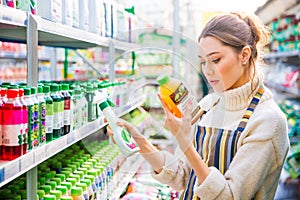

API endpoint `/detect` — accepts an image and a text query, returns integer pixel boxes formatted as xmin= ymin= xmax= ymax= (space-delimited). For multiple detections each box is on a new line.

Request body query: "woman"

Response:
xmin=109 ymin=12 xmax=289 ymax=199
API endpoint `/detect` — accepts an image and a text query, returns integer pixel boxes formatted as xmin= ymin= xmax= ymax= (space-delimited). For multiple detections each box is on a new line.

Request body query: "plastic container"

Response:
xmin=78 ymin=0 xmax=89 ymax=31
xmin=58 ymin=84 xmax=65 ymax=136
xmin=37 ymin=0 xmax=62 ymax=23
xmin=99 ymin=100 xmax=139 ymax=157
xmin=1 ymin=88 xmax=23 ymax=160
xmin=44 ymin=85 xmax=54 ymax=142
xmin=18 ymin=88 xmax=27 ymax=155
xmin=51 ymin=84 xmax=62 ymax=139
xmin=16 ymin=0 xmax=36 ymax=14
xmin=70 ymin=186 xmax=84 ymax=200
xmin=61 ymin=0 xmax=73 ymax=26
xmin=85 ymin=85 xmax=96 ymax=122
xmin=24 ymin=88 xmax=34 ymax=150
xmin=88 ymin=0 xmax=102 ymax=34
xmin=157 ymin=74 xmax=199 ymax=118
xmin=31 ymin=87 xmax=40 ymax=148
xmin=37 ymin=85 xmax=46 ymax=145
xmin=61 ymin=84 xmax=71 ymax=134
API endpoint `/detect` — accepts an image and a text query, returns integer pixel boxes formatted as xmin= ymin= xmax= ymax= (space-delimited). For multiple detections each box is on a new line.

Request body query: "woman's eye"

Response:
xmin=200 ymin=61 xmax=206 ymax=66
xmin=212 ymin=58 xmax=220 ymax=64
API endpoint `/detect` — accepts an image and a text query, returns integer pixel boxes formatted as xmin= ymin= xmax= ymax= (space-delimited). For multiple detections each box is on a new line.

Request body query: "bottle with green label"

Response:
xmin=51 ymin=84 xmax=62 ymax=139
xmin=73 ymin=87 xmax=82 ymax=130
xmin=31 ymin=87 xmax=40 ymax=148
xmin=43 ymin=85 xmax=54 ymax=142
xmin=24 ymin=88 xmax=35 ymax=150
xmin=37 ymin=85 xmax=46 ymax=145
xmin=58 ymin=84 xmax=65 ymax=136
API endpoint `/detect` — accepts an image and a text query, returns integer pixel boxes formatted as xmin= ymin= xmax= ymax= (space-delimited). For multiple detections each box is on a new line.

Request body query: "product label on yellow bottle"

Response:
xmin=169 ymin=83 xmax=189 ymax=105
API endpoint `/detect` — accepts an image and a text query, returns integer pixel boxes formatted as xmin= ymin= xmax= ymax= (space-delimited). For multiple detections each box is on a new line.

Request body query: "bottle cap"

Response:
xmin=43 ymin=85 xmax=51 ymax=93
xmin=0 ymin=189 xmax=12 ymax=198
xmin=62 ymin=84 xmax=69 ymax=91
xmin=157 ymin=74 xmax=170 ymax=85
xmin=24 ymin=87 xmax=31 ymax=96
xmin=51 ymin=84 xmax=59 ymax=92
xmin=18 ymin=88 xmax=24 ymax=97
xmin=80 ymin=179 xmax=91 ymax=187
xmin=45 ymin=180 xmax=57 ymax=190
xmin=17 ymin=189 xmax=27 ymax=198
xmin=61 ymin=181 xmax=72 ymax=190
xmin=31 ymin=87 xmax=37 ymax=95
xmin=60 ymin=197 xmax=73 ymax=200
xmin=9 ymin=84 xmax=19 ymax=89
xmin=70 ymin=186 xmax=83 ymax=196
xmin=7 ymin=89 xmax=19 ymax=98
xmin=50 ymin=189 xmax=62 ymax=199
xmin=43 ymin=194 xmax=56 ymax=200
xmin=55 ymin=173 xmax=66 ymax=181
xmin=38 ymin=85 xmax=43 ymax=94
xmin=10 ymin=194 xmax=21 ymax=200
xmin=66 ymin=178 xmax=77 ymax=186
xmin=99 ymin=100 xmax=109 ymax=111
xmin=76 ymin=182 xmax=87 ymax=191
xmin=56 ymin=185 xmax=68 ymax=195
xmin=37 ymin=189 xmax=45 ymax=199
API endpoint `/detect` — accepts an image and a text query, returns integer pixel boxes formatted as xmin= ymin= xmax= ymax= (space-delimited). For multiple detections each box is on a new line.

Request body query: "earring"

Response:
xmin=243 ymin=61 xmax=247 ymax=65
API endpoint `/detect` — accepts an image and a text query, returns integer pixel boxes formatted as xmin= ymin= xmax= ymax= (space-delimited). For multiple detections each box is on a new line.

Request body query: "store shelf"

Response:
xmin=0 ymin=6 xmax=139 ymax=50
xmin=0 ymin=6 xmax=27 ymax=43
xmin=33 ymin=15 xmax=108 ymax=49
xmin=265 ymin=50 xmax=300 ymax=59
xmin=0 ymin=51 xmax=49 ymax=61
xmin=265 ymin=82 xmax=300 ymax=97
xmin=0 ymin=95 xmax=146 ymax=187
xmin=109 ymin=154 xmax=145 ymax=200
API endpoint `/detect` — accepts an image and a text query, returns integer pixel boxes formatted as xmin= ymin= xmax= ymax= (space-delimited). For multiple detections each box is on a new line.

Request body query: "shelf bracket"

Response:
xmin=73 ymin=50 xmax=103 ymax=78
xmin=26 ymin=14 xmax=38 ymax=87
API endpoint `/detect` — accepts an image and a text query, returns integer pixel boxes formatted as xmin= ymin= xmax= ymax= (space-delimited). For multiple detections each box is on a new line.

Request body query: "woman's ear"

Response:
xmin=240 ymin=46 xmax=251 ymax=65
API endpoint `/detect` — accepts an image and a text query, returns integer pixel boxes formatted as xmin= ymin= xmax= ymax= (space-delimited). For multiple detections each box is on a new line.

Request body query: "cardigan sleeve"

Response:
xmin=151 ymin=148 xmax=191 ymax=191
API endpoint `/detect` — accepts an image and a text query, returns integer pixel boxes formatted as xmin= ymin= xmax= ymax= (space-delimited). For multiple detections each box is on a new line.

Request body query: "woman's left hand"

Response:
xmin=158 ymin=94 xmax=194 ymax=151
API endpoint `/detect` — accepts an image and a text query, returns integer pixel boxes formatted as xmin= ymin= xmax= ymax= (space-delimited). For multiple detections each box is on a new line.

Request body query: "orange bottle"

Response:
xmin=157 ymin=74 xmax=199 ymax=118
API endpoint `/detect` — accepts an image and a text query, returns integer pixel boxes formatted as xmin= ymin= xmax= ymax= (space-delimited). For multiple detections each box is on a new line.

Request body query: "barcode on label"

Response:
xmin=46 ymin=127 xmax=52 ymax=132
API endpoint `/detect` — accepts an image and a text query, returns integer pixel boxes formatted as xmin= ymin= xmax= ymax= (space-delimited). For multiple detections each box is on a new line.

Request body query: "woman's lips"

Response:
xmin=209 ymin=80 xmax=219 ymax=85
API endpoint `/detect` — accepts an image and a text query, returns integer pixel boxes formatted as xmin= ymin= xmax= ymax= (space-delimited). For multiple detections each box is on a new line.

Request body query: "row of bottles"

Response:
xmin=0 ymin=140 xmax=122 ymax=200
xmin=0 ymin=80 xmax=125 ymax=161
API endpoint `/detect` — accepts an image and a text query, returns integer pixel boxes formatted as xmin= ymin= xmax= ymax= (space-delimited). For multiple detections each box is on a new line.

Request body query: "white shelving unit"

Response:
xmin=0 ymin=5 xmax=142 ymax=200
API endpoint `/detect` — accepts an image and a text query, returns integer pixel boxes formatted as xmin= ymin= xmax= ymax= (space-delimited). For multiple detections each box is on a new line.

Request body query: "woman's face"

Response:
xmin=198 ymin=36 xmax=249 ymax=92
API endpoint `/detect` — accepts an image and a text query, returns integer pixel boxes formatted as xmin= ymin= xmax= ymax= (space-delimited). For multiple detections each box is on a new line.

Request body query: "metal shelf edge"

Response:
xmin=0 ymin=98 xmax=145 ymax=187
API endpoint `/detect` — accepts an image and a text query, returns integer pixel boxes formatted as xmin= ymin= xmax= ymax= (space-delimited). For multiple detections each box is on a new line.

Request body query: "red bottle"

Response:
xmin=0 ymin=87 xmax=8 ymax=160
xmin=19 ymin=88 xmax=28 ymax=155
xmin=1 ymin=88 xmax=23 ymax=160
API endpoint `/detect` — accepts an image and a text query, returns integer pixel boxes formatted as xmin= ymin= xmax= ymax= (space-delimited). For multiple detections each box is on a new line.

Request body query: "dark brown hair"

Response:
xmin=198 ymin=12 xmax=270 ymax=75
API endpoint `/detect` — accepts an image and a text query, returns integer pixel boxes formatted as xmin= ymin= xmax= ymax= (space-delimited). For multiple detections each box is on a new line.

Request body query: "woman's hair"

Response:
xmin=198 ymin=12 xmax=270 ymax=72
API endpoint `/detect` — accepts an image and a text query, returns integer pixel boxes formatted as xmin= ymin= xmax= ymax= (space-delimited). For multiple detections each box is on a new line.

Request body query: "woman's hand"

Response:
xmin=106 ymin=118 xmax=145 ymax=142
xmin=158 ymin=95 xmax=194 ymax=151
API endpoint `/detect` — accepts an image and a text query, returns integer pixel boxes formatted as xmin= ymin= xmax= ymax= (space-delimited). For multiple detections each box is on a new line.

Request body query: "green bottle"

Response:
xmin=24 ymin=88 xmax=34 ymax=150
xmin=31 ymin=87 xmax=40 ymax=148
xmin=43 ymin=85 xmax=54 ymax=142
xmin=37 ymin=85 xmax=46 ymax=145
xmin=50 ymin=84 xmax=62 ymax=139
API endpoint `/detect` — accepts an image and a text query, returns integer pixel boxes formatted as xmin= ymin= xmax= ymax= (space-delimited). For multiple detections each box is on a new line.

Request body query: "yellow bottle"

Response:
xmin=157 ymin=74 xmax=199 ymax=118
